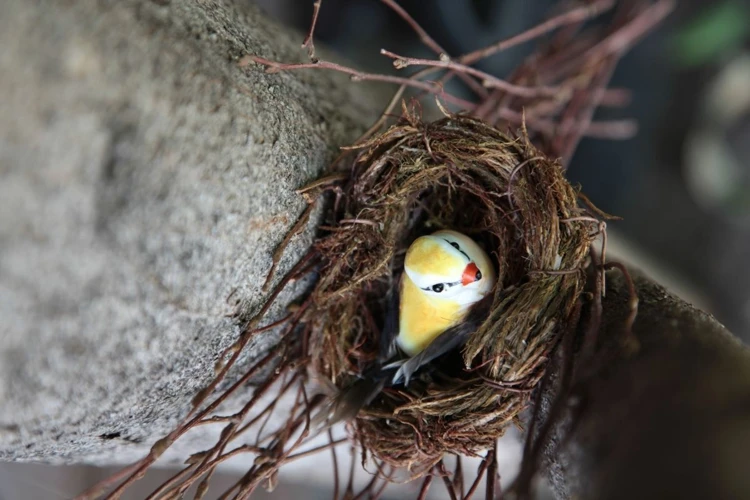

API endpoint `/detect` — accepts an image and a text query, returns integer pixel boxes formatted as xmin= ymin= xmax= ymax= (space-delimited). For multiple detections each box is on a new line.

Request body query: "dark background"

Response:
xmin=256 ymin=0 xmax=750 ymax=341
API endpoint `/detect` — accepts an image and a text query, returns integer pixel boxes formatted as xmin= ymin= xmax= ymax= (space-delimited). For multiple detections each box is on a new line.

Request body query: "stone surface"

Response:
xmin=0 ymin=0 xmax=380 ymax=464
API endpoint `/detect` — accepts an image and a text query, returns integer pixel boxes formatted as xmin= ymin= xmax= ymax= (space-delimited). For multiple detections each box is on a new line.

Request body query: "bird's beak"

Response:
xmin=461 ymin=262 xmax=480 ymax=286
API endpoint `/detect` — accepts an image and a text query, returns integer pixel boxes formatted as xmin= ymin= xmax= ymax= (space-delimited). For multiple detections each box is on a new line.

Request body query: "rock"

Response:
xmin=0 ymin=0 xmax=380 ymax=464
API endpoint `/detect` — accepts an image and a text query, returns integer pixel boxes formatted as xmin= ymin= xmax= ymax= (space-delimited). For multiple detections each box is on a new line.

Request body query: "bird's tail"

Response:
xmin=311 ymin=373 xmax=391 ymax=431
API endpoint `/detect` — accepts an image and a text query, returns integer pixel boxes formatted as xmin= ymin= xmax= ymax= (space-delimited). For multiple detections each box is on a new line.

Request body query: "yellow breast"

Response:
xmin=398 ymin=274 xmax=464 ymax=356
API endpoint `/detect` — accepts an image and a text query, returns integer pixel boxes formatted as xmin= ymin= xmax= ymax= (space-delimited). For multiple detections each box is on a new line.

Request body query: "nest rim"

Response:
xmin=306 ymin=109 xmax=599 ymax=469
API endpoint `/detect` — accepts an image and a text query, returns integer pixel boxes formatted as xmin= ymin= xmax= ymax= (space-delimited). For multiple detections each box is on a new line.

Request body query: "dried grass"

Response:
xmin=304 ymin=106 xmax=598 ymax=470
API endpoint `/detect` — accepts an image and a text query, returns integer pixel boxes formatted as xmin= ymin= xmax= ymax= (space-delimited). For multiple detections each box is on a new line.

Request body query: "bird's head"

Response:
xmin=403 ymin=230 xmax=495 ymax=305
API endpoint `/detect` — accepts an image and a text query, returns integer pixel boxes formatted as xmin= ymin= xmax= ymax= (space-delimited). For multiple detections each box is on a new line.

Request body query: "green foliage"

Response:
xmin=673 ymin=1 xmax=748 ymax=68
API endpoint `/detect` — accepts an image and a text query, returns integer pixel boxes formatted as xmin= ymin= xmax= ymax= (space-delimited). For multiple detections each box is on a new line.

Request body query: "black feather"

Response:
xmin=313 ymin=294 xmax=493 ymax=429
xmin=378 ymin=286 xmax=400 ymax=362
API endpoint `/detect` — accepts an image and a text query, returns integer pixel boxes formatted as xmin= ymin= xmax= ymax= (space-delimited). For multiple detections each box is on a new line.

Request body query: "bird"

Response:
xmin=397 ymin=229 xmax=495 ymax=358
xmin=315 ymin=229 xmax=496 ymax=426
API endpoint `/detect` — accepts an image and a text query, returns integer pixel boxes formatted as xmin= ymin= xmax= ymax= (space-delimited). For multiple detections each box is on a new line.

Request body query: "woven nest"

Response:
xmin=307 ymin=109 xmax=598 ymax=471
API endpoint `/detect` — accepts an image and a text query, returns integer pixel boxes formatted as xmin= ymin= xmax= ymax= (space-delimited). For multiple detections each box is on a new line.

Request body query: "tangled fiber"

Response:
xmin=305 ymin=107 xmax=600 ymax=472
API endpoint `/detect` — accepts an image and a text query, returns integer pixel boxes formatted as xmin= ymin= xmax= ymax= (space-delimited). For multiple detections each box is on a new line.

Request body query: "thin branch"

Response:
xmin=458 ymin=0 xmax=616 ymax=65
xmin=344 ymin=445 xmax=356 ymax=498
xmin=74 ymin=462 xmax=144 ymax=500
xmin=603 ymin=261 xmax=640 ymax=344
xmin=262 ymin=201 xmax=316 ymax=292
xmin=583 ymin=0 xmax=675 ymax=62
xmin=485 ymin=445 xmax=498 ymax=500
xmin=378 ymin=0 xmax=488 ymax=98
xmin=89 ymin=345 xmax=285 ymax=499
xmin=381 ymin=49 xmax=562 ymax=98
xmin=301 ymin=0 xmax=322 ymax=62
xmin=462 ymin=449 xmax=490 ymax=500
xmin=453 ymin=455 xmax=464 ymax=498
xmin=329 ymin=428 xmax=340 ymax=500
xmin=250 ymin=56 xmax=475 ymax=109
xmin=283 ymin=438 xmax=348 ymax=463
xmin=417 ymin=474 xmax=433 ymax=500
xmin=437 ymin=461 xmax=459 ymax=500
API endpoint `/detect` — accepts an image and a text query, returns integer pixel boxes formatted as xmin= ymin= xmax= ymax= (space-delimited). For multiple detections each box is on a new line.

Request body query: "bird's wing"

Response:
xmin=312 ymin=278 xmax=401 ymax=430
xmin=311 ymin=376 xmax=387 ymax=430
xmin=388 ymin=328 xmax=465 ymax=386
xmin=390 ymin=294 xmax=493 ymax=385
xmin=378 ymin=280 xmax=400 ymax=362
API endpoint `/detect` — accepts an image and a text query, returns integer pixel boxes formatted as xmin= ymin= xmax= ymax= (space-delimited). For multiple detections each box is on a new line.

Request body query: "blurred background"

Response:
xmin=2 ymin=0 xmax=749 ymax=498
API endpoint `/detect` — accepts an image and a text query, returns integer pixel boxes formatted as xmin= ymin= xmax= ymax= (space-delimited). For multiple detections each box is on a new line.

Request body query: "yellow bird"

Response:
xmin=317 ymin=230 xmax=496 ymax=425
xmin=398 ymin=229 xmax=495 ymax=357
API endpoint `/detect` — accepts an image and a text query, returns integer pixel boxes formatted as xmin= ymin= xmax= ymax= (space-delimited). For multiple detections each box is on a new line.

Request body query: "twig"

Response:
xmin=557 ymin=57 xmax=619 ymax=166
xmin=379 ymin=0 xmax=488 ymax=98
xmin=371 ymin=473 xmax=393 ymax=500
xmin=352 ymin=462 xmax=384 ymax=500
xmin=159 ymin=355 xmax=299 ymax=499
xmin=603 ymin=261 xmax=640 ymax=347
xmin=381 ymin=49 xmax=562 ymax=98
xmin=583 ymin=0 xmax=675 ymax=63
xmin=282 ymin=438 xmax=348 ymax=462
xmin=581 ymin=245 xmax=605 ymax=365
xmin=84 ymin=345 xmax=283 ymax=499
xmin=458 ymin=0 xmax=616 ymax=66
xmin=302 ymin=0 xmax=322 ymax=62
xmin=485 ymin=444 xmax=498 ymax=500
xmin=251 ymin=56 xmax=475 ymax=109
xmin=144 ymin=463 xmax=198 ymax=500
xmin=74 ymin=462 xmax=144 ymax=500
xmin=262 ymin=201 xmax=316 ymax=292
xmin=462 ymin=449 xmax=490 ymax=499
xmin=344 ymin=445 xmax=356 ymax=498
xmin=329 ymin=428 xmax=340 ymax=500
xmin=417 ymin=474 xmax=433 ymax=500
xmin=437 ymin=461 xmax=459 ymax=500
xmin=453 ymin=455 xmax=464 ymax=498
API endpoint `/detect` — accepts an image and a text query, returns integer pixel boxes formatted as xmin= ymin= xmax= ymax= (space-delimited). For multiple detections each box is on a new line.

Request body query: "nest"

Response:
xmin=306 ymin=109 xmax=599 ymax=471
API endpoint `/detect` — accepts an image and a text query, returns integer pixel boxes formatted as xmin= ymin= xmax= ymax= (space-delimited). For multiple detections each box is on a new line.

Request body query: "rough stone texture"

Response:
xmin=0 ymin=0 xmax=380 ymax=464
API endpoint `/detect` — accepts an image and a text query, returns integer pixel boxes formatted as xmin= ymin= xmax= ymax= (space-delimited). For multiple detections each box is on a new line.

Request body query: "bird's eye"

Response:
xmin=476 ymin=270 xmax=482 ymax=280
xmin=450 ymin=242 xmax=460 ymax=250
xmin=432 ymin=283 xmax=444 ymax=293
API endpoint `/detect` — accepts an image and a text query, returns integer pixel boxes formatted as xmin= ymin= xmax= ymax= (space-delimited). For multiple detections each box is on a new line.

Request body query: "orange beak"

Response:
xmin=461 ymin=262 xmax=481 ymax=286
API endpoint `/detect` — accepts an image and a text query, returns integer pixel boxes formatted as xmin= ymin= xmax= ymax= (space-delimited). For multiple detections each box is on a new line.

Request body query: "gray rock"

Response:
xmin=0 ymin=0 xmax=380 ymax=464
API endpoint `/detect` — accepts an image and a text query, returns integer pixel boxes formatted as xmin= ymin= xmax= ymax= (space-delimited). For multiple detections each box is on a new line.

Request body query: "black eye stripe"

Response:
xmin=421 ymin=281 xmax=459 ymax=293
xmin=416 ymin=237 xmax=476 ymax=294
xmin=443 ymin=238 xmax=470 ymax=260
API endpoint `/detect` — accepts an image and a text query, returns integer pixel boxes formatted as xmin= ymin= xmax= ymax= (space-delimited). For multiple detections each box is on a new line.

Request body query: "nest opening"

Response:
xmin=307 ymin=110 xmax=599 ymax=471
